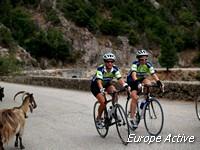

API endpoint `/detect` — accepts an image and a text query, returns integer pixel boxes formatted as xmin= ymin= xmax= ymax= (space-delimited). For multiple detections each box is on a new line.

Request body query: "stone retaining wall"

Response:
xmin=0 ymin=76 xmax=200 ymax=101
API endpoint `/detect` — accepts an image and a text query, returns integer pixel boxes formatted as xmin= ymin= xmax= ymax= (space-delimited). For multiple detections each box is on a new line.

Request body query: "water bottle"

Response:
xmin=139 ymin=99 xmax=146 ymax=119
xmin=107 ymin=106 xmax=112 ymax=118
xmin=140 ymin=100 xmax=146 ymax=110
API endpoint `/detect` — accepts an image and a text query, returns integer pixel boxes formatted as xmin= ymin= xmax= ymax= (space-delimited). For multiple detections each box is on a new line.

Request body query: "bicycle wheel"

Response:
xmin=93 ymin=101 xmax=109 ymax=138
xmin=115 ymin=104 xmax=130 ymax=145
xmin=195 ymin=96 xmax=200 ymax=120
xmin=144 ymin=98 xmax=164 ymax=136
xmin=125 ymin=99 xmax=140 ymax=131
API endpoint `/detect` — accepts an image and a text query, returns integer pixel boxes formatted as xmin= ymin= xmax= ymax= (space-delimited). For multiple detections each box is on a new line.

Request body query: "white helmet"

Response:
xmin=136 ymin=49 xmax=149 ymax=58
xmin=103 ymin=52 xmax=116 ymax=61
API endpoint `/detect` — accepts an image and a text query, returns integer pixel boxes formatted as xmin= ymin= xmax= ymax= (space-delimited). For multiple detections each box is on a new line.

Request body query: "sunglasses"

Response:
xmin=139 ymin=58 xmax=147 ymax=61
xmin=105 ymin=60 xmax=114 ymax=63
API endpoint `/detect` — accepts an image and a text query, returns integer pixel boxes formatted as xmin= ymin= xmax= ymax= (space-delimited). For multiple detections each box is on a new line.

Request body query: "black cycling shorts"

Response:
xmin=90 ymin=80 xmax=112 ymax=97
xmin=127 ymin=78 xmax=144 ymax=91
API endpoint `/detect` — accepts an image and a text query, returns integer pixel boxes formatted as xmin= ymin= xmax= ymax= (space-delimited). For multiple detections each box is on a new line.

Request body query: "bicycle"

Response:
xmin=93 ymin=88 xmax=130 ymax=145
xmin=195 ymin=96 xmax=200 ymax=120
xmin=125 ymin=83 xmax=164 ymax=136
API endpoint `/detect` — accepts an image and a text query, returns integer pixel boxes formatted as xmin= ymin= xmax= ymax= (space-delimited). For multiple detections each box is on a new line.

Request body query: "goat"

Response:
xmin=0 ymin=91 xmax=37 ymax=150
xmin=0 ymin=87 xmax=4 ymax=102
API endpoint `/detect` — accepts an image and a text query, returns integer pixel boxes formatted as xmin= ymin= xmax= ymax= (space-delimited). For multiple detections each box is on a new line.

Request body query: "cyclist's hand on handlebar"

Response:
xmin=135 ymin=79 xmax=142 ymax=90
xmin=156 ymin=80 xmax=164 ymax=92
xmin=156 ymin=80 xmax=163 ymax=87
xmin=100 ymin=88 xmax=105 ymax=95
xmin=123 ymin=82 xmax=128 ymax=89
xmin=123 ymin=83 xmax=131 ymax=91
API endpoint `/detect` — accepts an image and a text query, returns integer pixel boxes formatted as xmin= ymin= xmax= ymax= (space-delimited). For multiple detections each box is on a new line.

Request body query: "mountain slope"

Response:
xmin=0 ymin=0 xmax=200 ymax=71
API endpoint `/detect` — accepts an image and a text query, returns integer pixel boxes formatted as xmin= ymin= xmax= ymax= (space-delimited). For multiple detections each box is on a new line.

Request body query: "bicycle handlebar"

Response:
xmin=103 ymin=87 xmax=130 ymax=104
xmin=140 ymin=83 xmax=165 ymax=93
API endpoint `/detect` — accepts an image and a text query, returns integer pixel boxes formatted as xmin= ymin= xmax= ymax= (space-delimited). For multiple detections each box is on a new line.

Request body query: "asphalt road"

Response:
xmin=0 ymin=82 xmax=199 ymax=150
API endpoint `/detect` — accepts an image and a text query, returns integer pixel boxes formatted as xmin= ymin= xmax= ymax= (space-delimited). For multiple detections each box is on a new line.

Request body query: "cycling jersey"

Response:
xmin=127 ymin=61 xmax=155 ymax=82
xmin=92 ymin=64 xmax=122 ymax=86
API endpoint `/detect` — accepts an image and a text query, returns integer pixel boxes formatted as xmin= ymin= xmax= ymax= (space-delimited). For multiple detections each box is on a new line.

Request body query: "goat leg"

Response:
xmin=0 ymin=134 xmax=4 ymax=150
xmin=15 ymin=133 xmax=19 ymax=147
xmin=19 ymin=137 xmax=25 ymax=149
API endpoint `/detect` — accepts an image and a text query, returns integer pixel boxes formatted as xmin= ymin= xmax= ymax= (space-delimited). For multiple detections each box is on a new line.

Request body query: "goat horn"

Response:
xmin=14 ymin=91 xmax=29 ymax=101
xmin=21 ymin=92 xmax=30 ymax=101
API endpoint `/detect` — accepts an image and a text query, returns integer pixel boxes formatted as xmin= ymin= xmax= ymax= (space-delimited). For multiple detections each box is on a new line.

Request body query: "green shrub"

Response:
xmin=128 ymin=29 xmax=139 ymax=46
xmin=145 ymin=28 xmax=161 ymax=46
xmin=7 ymin=7 xmax=36 ymax=44
xmin=45 ymin=9 xmax=60 ymax=25
xmin=0 ymin=56 xmax=22 ymax=75
xmin=178 ymin=9 xmax=196 ymax=26
xmin=74 ymin=8 xmax=90 ymax=26
xmin=100 ymin=19 xmax=126 ymax=36
xmin=0 ymin=0 xmax=12 ymax=23
xmin=159 ymin=37 xmax=178 ymax=71
xmin=168 ymin=26 xmax=197 ymax=51
xmin=87 ymin=16 xmax=101 ymax=32
xmin=0 ymin=24 xmax=15 ymax=48
xmin=196 ymin=27 xmax=200 ymax=48
xmin=25 ymin=28 xmax=72 ymax=62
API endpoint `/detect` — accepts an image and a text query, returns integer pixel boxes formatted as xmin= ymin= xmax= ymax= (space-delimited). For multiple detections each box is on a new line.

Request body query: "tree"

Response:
xmin=159 ymin=37 xmax=178 ymax=71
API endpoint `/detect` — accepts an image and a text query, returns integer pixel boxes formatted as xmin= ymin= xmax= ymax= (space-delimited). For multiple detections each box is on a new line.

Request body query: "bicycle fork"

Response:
xmin=146 ymin=100 xmax=157 ymax=119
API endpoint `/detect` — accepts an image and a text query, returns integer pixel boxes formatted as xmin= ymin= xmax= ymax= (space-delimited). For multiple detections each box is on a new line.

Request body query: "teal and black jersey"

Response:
xmin=92 ymin=64 xmax=122 ymax=86
xmin=127 ymin=61 xmax=155 ymax=81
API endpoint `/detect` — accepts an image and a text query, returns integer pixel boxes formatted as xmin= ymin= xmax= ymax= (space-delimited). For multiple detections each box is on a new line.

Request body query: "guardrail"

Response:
xmin=0 ymin=76 xmax=200 ymax=101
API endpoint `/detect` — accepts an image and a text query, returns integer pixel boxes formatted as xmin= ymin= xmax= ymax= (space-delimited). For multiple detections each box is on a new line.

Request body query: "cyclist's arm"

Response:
xmin=114 ymin=68 xmax=126 ymax=87
xmin=152 ymin=73 xmax=159 ymax=81
xmin=95 ymin=68 xmax=104 ymax=89
xmin=130 ymin=62 xmax=138 ymax=81
xmin=131 ymin=71 xmax=137 ymax=81
xmin=97 ymin=79 xmax=103 ymax=89
xmin=118 ymin=78 xmax=127 ymax=87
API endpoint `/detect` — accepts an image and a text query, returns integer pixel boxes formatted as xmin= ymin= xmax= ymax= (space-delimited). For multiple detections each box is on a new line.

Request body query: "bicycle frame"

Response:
xmin=103 ymin=89 xmax=124 ymax=127
xmin=140 ymin=84 xmax=162 ymax=117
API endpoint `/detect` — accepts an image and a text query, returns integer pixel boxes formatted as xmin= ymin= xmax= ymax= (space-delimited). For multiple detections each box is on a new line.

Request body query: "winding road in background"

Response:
xmin=0 ymin=81 xmax=199 ymax=150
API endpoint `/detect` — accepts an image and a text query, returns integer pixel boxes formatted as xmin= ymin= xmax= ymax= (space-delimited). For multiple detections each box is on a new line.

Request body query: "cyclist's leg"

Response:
xmin=142 ymin=78 xmax=151 ymax=84
xmin=142 ymin=78 xmax=151 ymax=93
xmin=127 ymin=79 xmax=139 ymax=119
xmin=130 ymin=90 xmax=138 ymax=119
xmin=127 ymin=78 xmax=141 ymax=127
xmin=96 ymin=94 xmax=106 ymax=120
xmin=105 ymin=82 xmax=117 ymax=103
xmin=91 ymin=81 xmax=106 ymax=120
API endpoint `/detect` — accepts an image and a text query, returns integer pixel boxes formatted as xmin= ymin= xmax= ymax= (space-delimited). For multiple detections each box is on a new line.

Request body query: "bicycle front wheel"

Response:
xmin=125 ymin=98 xmax=140 ymax=131
xmin=144 ymin=98 xmax=164 ymax=136
xmin=115 ymin=104 xmax=130 ymax=145
xmin=93 ymin=101 xmax=109 ymax=138
xmin=195 ymin=96 xmax=200 ymax=120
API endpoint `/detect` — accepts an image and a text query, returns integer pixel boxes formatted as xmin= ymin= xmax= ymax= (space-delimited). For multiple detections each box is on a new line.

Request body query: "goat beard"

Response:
xmin=29 ymin=105 xmax=33 ymax=113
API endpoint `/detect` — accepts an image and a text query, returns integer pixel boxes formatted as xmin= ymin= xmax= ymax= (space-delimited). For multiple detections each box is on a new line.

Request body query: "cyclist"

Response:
xmin=91 ymin=52 xmax=128 ymax=129
xmin=127 ymin=49 xmax=164 ymax=128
